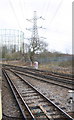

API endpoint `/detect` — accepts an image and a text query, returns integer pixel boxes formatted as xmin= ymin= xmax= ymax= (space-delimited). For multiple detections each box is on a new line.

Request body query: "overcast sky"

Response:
xmin=0 ymin=0 xmax=73 ymax=54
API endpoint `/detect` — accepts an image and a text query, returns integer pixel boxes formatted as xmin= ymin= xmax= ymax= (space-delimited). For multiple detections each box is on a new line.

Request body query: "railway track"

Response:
xmin=2 ymin=68 xmax=74 ymax=120
xmin=3 ymin=66 xmax=74 ymax=90
xmin=2 ymin=64 xmax=73 ymax=78
xmin=2 ymin=69 xmax=35 ymax=120
xmin=3 ymin=64 xmax=74 ymax=84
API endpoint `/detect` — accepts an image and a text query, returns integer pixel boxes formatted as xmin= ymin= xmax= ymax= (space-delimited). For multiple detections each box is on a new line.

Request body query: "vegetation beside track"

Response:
xmin=2 ymin=51 xmax=73 ymax=74
xmin=39 ymin=60 xmax=72 ymax=74
xmin=2 ymin=60 xmax=72 ymax=74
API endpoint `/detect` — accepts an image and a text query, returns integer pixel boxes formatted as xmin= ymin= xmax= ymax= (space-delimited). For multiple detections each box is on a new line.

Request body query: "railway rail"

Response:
xmin=2 ymin=68 xmax=74 ymax=120
xmin=3 ymin=64 xmax=74 ymax=90
xmin=2 ymin=64 xmax=74 ymax=78
xmin=2 ymin=64 xmax=74 ymax=83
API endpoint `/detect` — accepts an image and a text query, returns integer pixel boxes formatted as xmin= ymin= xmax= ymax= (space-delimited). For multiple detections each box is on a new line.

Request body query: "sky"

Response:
xmin=0 ymin=0 xmax=73 ymax=54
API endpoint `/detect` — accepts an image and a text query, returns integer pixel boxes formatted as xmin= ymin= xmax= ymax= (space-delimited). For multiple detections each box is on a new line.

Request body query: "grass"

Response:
xmin=58 ymin=60 xmax=72 ymax=67
xmin=3 ymin=60 xmax=72 ymax=74
xmin=39 ymin=61 xmax=72 ymax=74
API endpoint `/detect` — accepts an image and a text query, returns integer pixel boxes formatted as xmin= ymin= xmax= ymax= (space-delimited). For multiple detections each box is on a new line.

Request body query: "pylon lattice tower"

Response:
xmin=32 ymin=11 xmax=39 ymax=44
xmin=26 ymin=11 xmax=46 ymax=63
xmin=26 ymin=11 xmax=45 ymax=50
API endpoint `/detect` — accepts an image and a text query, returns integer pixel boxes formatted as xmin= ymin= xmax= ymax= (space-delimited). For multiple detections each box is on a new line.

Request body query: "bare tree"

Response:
xmin=2 ymin=46 xmax=8 ymax=58
xmin=28 ymin=39 xmax=48 ymax=63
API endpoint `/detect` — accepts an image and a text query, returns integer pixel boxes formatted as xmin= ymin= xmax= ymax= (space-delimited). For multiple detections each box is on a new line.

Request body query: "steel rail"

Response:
xmin=16 ymin=69 xmax=73 ymax=84
xmin=3 ymin=64 xmax=74 ymax=85
xmin=6 ymin=68 xmax=74 ymax=120
xmin=2 ymin=69 xmax=36 ymax=120
xmin=2 ymin=64 xmax=73 ymax=79
xmin=7 ymin=68 xmax=74 ymax=90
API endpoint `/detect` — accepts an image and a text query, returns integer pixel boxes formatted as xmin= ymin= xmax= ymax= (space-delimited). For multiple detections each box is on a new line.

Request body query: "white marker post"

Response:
xmin=34 ymin=61 xmax=38 ymax=69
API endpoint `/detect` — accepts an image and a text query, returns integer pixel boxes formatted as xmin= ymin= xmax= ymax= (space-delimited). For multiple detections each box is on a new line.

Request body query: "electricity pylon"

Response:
xmin=32 ymin=11 xmax=39 ymax=43
xmin=26 ymin=11 xmax=46 ymax=42
xmin=26 ymin=11 xmax=46 ymax=64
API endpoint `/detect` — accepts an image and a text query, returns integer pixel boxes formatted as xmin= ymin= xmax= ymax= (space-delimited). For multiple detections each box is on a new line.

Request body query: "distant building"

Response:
xmin=0 ymin=29 xmax=24 ymax=52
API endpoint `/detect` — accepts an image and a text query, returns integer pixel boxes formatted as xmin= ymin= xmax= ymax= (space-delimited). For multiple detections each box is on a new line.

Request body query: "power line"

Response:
xmin=42 ymin=0 xmax=63 ymax=35
xmin=8 ymin=0 xmax=22 ymax=30
xmin=18 ymin=0 xmax=26 ymax=23
xmin=8 ymin=0 xmax=63 ymax=37
xmin=41 ymin=0 xmax=51 ymax=19
xmin=49 ymin=0 xmax=63 ymax=24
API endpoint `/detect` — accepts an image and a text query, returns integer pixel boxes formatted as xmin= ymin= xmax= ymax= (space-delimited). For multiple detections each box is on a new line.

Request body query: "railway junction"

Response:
xmin=0 ymin=1 xmax=73 ymax=119
xmin=1 ymin=64 xmax=74 ymax=120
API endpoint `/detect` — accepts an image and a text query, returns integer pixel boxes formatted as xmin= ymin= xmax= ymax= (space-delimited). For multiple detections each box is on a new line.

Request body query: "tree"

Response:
xmin=2 ymin=46 xmax=8 ymax=58
xmin=11 ymin=45 xmax=16 ymax=53
xmin=28 ymin=38 xmax=48 ymax=63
